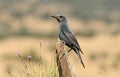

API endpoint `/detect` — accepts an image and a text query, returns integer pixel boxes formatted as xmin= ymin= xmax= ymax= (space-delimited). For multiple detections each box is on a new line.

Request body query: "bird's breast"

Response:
xmin=59 ymin=30 xmax=67 ymax=41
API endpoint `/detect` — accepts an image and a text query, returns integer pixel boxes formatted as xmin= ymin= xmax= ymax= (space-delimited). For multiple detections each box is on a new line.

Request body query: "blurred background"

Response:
xmin=0 ymin=0 xmax=120 ymax=77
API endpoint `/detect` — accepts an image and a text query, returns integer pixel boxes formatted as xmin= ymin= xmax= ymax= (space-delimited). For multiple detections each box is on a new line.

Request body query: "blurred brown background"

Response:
xmin=0 ymin=0 xmax=120 ymax=77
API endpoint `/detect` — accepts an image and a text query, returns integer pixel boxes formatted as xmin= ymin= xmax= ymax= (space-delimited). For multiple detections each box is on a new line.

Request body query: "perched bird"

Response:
xmin=51 ymin=14 xmax=85 ymax=68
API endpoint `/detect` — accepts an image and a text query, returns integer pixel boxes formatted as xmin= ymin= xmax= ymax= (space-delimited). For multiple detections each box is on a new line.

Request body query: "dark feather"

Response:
xmin=61 ymin=27 xmax=84 ymax=54
xmin=61 ymin=26 xmax=85 ymax=68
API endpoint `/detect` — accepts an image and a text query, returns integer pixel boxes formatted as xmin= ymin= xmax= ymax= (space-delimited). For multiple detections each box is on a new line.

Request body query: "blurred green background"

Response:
xmin=0 ymin=0 xmax=120 ymax=38
xmin=0 ymin=0 xmax=120 ymax=77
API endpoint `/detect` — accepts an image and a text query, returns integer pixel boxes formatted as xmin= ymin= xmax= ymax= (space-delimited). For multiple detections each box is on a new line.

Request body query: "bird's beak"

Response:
xmin=51 ymin=15 xmax=60 ymax=22
xmin=51 ymin=16 xmax=57 ymax=19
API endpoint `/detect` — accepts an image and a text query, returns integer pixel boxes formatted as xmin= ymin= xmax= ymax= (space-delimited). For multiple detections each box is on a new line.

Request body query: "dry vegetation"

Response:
xmin=1 ymin=35 xmax=120 ymax=77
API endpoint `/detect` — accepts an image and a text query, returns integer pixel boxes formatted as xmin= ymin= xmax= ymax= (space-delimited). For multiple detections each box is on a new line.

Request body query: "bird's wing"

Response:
xmin=61 ymin=27 xmax=84 ymax=54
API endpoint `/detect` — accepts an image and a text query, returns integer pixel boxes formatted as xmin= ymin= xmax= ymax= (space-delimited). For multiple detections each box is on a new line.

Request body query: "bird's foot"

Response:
xmin=59 ymin=52 xmax=68 ymax=60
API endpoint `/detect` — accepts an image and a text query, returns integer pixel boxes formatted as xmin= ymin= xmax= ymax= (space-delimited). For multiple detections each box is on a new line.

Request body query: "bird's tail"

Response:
xmin=77 ymin=52 xmax=85 ymax=68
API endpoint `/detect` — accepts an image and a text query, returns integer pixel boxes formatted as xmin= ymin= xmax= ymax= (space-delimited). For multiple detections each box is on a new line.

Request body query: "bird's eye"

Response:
xmin=60 ymin=16 xmax=63 ymax=18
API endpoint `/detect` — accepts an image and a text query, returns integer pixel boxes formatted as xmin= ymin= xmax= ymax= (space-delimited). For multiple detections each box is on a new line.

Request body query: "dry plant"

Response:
xmin=7 ymin=40 xmax=59 ymax=77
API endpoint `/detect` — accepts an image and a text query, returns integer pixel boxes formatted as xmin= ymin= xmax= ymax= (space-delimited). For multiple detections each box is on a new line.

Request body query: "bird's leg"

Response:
xmin=59 ymin=48 xmax=72 ymax=60
xmin=59 ymin=52 xmax=66 ymax=60
xmin=67 ymin=48 xmax=72 ymax=53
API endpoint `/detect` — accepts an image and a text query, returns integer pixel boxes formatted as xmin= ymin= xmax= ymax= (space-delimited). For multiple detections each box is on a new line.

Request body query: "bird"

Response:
xmin=51 ymin=14 xmax=85 ymax=68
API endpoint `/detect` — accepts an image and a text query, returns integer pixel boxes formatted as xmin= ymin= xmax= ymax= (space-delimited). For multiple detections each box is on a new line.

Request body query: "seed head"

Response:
xmin=16 ymin=51 xmax=21 ymax=58
xmin=28 ymin=55 xmax=32 ymax=61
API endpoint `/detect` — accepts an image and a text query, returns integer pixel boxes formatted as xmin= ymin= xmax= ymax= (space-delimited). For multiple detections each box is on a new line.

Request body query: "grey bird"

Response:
xmin=51 ymin=14 xmax=85 ymax=68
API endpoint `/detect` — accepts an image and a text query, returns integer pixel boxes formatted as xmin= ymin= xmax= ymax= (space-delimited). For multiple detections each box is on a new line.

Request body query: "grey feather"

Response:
xmin=51 ymin=14 xmax=85 ymax=68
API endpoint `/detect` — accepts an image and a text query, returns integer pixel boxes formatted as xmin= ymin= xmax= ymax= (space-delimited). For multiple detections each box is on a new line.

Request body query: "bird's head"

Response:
xmin=51 ymin=14 xmax=67 ymax=23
